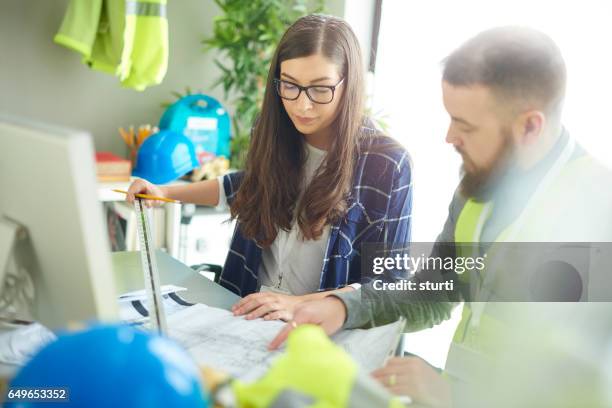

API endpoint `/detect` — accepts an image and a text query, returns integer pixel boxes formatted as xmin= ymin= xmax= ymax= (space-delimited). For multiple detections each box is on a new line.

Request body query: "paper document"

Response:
xmin=167 ymin=303 xmax=403 ymax=381
xmin=118 ymin=287 xmax=192 ymax=324
xmin=118 ymin=285 xmax=187 ymax=302
xmin=0 ymin=323 xmax=56 ymax=365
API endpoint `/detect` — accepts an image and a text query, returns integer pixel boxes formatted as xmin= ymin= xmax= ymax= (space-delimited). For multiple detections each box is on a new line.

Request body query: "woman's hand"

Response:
xmin=231 ymin=292 xmax=306 ymax=321
xmin=126 ymin=178 xmax=167 ymax=208
xmin=371 ymin=357 xmax=451 ymax=408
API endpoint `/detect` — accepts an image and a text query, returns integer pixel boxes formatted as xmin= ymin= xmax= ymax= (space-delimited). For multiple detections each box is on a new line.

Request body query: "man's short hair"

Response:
xmin=442 ymin=26 xmax=566 ymax=117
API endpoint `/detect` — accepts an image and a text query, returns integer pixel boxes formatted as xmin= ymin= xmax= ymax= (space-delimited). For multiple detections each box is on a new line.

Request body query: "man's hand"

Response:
xmin=268 ymin=296 xmax=347 ymax=350
xmin=372 ymin=357 xmax=451 ymax=408
xmin=231 ymin=292 xmax=304 ymax=321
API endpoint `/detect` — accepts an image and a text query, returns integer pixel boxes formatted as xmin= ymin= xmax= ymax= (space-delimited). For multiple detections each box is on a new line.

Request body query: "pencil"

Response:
xmin=112 ymin=189 xmax=180 ymax=204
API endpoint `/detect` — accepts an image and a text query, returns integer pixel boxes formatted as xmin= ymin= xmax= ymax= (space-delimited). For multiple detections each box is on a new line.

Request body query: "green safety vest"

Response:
xmin=54 ymin=0 xmax=168 ymax=91
xmin=232 ymin=325 xmax=406 ymax=408
xmin=445 ymin=144 xmax=612 ymax=381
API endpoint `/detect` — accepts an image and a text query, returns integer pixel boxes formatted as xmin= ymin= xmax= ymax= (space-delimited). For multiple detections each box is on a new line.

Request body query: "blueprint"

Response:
xmin=167 ymin=303 xmax=404 ymax=381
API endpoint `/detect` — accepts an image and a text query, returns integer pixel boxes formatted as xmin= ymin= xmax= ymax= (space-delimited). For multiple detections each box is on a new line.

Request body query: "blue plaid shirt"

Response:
xmin=218 ymin=130 xmax=413 ymax=296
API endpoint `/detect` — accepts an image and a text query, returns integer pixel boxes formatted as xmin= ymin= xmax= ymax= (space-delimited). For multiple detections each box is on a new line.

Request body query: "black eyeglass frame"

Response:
xmin=273 ymin=77 xmax=345 ymax=104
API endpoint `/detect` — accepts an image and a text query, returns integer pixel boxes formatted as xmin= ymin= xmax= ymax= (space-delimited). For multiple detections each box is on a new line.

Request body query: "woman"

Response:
xmin=127 ymin=14 xmax=412 ymax=321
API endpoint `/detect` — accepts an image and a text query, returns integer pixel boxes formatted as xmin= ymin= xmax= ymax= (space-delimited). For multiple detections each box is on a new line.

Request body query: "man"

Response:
xmin=270 ymin=26 xmax=612 ymax=407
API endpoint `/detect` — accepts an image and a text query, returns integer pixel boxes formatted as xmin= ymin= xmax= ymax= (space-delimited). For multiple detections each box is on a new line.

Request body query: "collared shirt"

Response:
xmin=218 ymin=127 xmax=413 ymax=297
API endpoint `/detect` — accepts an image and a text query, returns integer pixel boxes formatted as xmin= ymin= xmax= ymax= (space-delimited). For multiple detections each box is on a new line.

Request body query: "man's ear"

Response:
xmin=513 ymin=110 xmax=546 ymax=146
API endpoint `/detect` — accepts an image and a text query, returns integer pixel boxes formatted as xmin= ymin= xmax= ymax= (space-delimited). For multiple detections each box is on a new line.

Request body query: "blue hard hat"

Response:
xmin=6 ymin=325 xmax=209 ymax=408
xmin=133 ymin=130 xmax=199 ymax=184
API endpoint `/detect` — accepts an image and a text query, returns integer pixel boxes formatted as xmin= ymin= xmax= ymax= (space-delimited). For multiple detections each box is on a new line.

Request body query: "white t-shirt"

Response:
xmin=217 ymin=142 xmax=330 ymax=295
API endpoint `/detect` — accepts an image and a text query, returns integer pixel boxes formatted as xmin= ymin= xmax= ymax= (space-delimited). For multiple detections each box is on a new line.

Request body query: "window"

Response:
xmin=371 ymin=0 xmax=612 ymax=367
xmin=374 ymin=0 xmax=612 ymax=242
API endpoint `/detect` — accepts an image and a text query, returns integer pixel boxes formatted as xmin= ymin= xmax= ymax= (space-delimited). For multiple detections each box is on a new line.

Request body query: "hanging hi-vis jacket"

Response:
xmin=231 ymin=325 xmax=406 ymax=408
xmin=54 ymin=0 xmax=168 ymax=90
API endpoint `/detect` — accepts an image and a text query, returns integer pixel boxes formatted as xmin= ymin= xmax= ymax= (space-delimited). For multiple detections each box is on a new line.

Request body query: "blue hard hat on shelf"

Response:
xmin=6 ymin=325 xmax=209 ymax=408
xmin=133 ymin=129 xmax=199 ymax=184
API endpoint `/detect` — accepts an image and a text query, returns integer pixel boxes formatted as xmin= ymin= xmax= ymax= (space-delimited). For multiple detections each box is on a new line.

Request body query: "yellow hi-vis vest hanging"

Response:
xmin=54 ymin=0 xmax=168 ymax=91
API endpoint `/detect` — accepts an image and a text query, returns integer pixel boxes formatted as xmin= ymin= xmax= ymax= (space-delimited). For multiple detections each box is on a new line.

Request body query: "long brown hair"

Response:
xmin=230 ymin=14 xmax=366 ymax=247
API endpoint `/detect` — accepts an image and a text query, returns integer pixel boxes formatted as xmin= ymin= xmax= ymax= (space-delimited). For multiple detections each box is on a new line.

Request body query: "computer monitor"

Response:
xmin=0 ymin=115 xmax=118 ymax=328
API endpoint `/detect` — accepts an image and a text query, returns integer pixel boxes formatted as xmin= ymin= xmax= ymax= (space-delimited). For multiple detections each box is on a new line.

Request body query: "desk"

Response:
xmin=111 ymin=250 xmax=239 ymax=311
xmin=0 ymin=251 xmax=239 ymax=380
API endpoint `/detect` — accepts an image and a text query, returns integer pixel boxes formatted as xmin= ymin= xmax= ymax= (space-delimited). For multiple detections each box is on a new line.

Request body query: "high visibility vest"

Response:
xmin=54 ymin=0 xmax=168 ymax=91
xmin=232 ymin=325 xmax=406 ymax=408
xmin=120 ymin=0 xmax=168 ymax=90
xmin=445 ymin=143 xmax=612 ymax=382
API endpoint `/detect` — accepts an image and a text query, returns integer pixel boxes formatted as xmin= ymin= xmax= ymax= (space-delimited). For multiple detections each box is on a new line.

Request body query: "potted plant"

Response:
xmin=203 ymin=0 xmax=325 ymax=169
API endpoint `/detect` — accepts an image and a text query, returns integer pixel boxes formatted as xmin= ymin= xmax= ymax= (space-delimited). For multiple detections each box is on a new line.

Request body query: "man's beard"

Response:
xmin=458 ymin=128 xmax=515 ymax=199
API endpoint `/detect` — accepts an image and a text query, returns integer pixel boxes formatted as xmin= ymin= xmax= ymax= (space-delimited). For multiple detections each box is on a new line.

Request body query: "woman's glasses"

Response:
xmin=273 ymin=78 xmax=345 ymax=104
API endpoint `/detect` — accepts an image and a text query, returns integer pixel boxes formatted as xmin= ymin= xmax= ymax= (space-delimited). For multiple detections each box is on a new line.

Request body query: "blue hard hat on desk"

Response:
xmin=133 ymin=129 xmax=199 ymax=184
xmin=6 ymin=324 xmax=209 ymax=408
